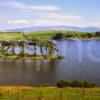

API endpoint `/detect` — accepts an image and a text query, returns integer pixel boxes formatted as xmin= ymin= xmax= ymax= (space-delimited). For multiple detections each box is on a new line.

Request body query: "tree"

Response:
xmin=32 ymin=41 xmax=37 ymax=56
xmin=86 ymin=33 xmax=93 ymax=38
xmin=66 ymin=34 xmax=75 ymax=39
xmin=0 ymin=41 xmax=10 ymax=55
xmin=9 ymin=41 xmax=16 ymax=55
xmin=52 ymin=33 xmax=67 ymax=40
xmin=38 ymin=40 xmax=44 ymax=56
xmin=81 ymin=34 xmax=87 ymax=38
xmin=0 ymin=48 xmax=7 ymax=55
xmin=47 ymin=41 xmax=58 ymax=56
xmin=31 ymin=36 xmax=40 ymax=56
xmin=17 ymin=41 xmax=26 ymax=56
xmin=95 ymin=32 xmax=100 ymax=37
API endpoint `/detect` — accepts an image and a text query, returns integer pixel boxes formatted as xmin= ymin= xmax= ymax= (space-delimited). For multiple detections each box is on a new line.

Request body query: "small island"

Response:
xmin=0 ymin=30 xmax=100 ymax=59
xmin=0 ymin=39 xmax=64 ymax=60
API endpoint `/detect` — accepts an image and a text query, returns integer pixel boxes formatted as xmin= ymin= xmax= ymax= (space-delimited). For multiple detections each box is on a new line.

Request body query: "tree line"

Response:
xmin=53 ymin=31 xmax=100 ymax=40
xmin=0 ymin=40 xmax=58 ymax=57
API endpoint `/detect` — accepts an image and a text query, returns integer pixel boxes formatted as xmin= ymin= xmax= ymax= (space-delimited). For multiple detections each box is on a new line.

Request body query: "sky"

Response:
xmin=0 ymin=0 xmax=100 ymax=30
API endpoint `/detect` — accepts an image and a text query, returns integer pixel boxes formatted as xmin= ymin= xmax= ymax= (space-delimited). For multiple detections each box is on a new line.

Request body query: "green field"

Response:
xmin=0 ymin=30 xmax=88 ymax=40
xmin=0 ymin=30 xmax=98 ymax=40
xmin=0 ymin=86 xmax=99 ymax=100
xmin=0 ymin=33 xmax=23 ymax=40
xmin=27 ymin=30 xmax=87 ymax=39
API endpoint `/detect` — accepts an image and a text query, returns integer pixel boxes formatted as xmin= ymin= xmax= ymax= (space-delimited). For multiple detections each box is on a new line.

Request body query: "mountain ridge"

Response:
xmin=3 ymin=26 xmax=100 ymax=32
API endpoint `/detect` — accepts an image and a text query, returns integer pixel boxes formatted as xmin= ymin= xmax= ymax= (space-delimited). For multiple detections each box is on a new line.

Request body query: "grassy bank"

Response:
xmin=0 ymin=55 xmax=64 ymax=60
xmin=0 ymin=86 xmax=99 ymax=100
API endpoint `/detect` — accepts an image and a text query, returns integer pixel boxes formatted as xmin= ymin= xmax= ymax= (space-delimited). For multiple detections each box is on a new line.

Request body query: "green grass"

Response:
xmin=0 ymin=33 xmax=23 ymax=40
xmin=28 ymin=30 xmax=87 ymax=39
xmin=0 ymin=30 xmax=98 ymax=40
xmin=0 ymin=55 xmax=60 ymax=60
xmin=0 ymin=30 xmax=86 ymax=40
xmin=0 ymin=86 xmax=99 ymax=100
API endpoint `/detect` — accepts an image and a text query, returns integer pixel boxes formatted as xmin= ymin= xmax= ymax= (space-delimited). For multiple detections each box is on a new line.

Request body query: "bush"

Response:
xmin=57 ymin=55 xmax=65 ymax=59
xmin=95 ymin=32 xmax=100 ymax=37
xmin=57 ymin=82 xmax=63 ymax=88
xmin=52 ymin=33 xmax=67 ymax=40
xmin=82 ymin=81 xmax=96 ymax=88
xmin=57 ymin=80 xmax=72 ymax=88
xmin=70 ymin=80 xmax=82 ymax=88
xmin=57 ymin=80 xmax=96 ymax=88
xmin=86 ymin=33 xmax=93 ymax=38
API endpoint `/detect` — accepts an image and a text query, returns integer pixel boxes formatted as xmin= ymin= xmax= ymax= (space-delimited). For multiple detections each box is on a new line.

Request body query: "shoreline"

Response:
xmin=64 ymin=38 xmax=100 ymax=41
xmin=0 ymin=55 xmax=64 ymax=60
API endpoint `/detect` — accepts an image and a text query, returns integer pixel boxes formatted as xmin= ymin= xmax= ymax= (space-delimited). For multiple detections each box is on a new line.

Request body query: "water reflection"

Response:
xmin=0 ymin=40 xmax=99 ymax=86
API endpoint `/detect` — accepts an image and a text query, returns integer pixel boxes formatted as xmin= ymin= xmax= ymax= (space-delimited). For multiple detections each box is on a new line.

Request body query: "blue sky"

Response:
xmin=0 ymin=0 xmax=100 ymax=30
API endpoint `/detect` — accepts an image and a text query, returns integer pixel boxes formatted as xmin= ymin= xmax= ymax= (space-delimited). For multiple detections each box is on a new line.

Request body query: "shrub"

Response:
xmin=57 ymin=80 xmax=96 ymax=88
xmin=95 ymin=32 xmax=100 ymax=37
xmin=57 ymin=82 xmax=63 ymax=88
xmin=57 ymin=80 xmax=71 ymax=88
xmin=52 ymin=33 xmax=67 ymax=40
xmin=70 ymin=80 xmax=82 ymax=88
xmin=66 ymin=34 xmax=75 ymax=39
xmin=57 ymin=55 xmax=65 ymax=59
xmin=82 ymin=81 xmax=96 ymax=88
xmin=86 ymin=33 xmax=93 ymax=38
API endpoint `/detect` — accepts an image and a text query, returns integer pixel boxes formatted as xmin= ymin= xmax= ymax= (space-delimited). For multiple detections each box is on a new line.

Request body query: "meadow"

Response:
xmin=0 ymin=30 xmax=87 ymax=40
xmin=0 ymin=87 xmax=99 ymax=100
xmin=0 ymin=32 xmax=23 ymax=40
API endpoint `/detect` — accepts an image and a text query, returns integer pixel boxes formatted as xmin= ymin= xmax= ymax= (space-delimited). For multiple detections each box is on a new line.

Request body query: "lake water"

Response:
xmin=0 ymin=40 xmax=100 ymax=86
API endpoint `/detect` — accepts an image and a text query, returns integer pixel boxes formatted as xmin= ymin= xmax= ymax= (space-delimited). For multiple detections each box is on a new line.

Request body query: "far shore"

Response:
xmin=66 ymin=37 xmax=100 ymax=40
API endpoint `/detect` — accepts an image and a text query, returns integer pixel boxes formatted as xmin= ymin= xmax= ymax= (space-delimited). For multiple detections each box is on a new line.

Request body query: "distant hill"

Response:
xmin=4 ymin=26 xmax=100 ymax=32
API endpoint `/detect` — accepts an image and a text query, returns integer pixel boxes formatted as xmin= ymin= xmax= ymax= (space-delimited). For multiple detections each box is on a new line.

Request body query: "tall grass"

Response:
xmin=0 ymin=86 xmax=99 ymax=100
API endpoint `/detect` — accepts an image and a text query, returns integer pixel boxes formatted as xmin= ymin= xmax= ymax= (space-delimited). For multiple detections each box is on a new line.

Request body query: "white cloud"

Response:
xmin=7 ymin=20 xmax=28 ymax=25
xmin=40 ymin=13 xmax=83 ymax=21
xmin=0 ymin=1 xmax=60 ymax=13
xmin=32 ymin=19 xmax=100 ymax=27
xmin=0 ymin=1 xmax=100 ymax=29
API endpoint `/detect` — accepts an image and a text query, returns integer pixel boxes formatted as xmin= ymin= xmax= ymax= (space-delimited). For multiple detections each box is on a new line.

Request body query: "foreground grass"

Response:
xmin=0 ymin=86 xmax=99 ymax=100
xmin=0 ymin=55 xmax=61 ymax=60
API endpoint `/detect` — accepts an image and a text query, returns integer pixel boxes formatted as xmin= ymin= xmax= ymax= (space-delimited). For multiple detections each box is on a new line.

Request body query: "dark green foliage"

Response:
xmin=57 ymin=80 xmax=96 ymax=88
xmin=86 ymin=33 xmax=93 ymax=38
xmin=95 ymin=32 xmax=100 ymax=37
xmin=52 ymin=33 xmax=67 ymax=40
xmin=66 ymin=34 xmax=75 ymax=39
xmin=70 ymin=80 xmax=82 ymax=87
xmin=0 ymin=40 xmax=59 ymax=58
xmin=57 ymin=55 xmax=65 ymax=59
xmin=57 ymin=80 xmax=71 ymax=88
xmin=52 ymin=31 xmax=95 ymax=40
xmin=82 ymin=81 xmax=96 ymax=88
